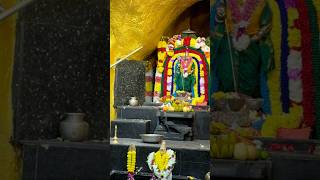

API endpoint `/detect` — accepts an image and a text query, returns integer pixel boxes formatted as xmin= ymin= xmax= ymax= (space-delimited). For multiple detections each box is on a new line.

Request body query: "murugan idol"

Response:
xmin=212 ymin=0 xmax=274 ymax=98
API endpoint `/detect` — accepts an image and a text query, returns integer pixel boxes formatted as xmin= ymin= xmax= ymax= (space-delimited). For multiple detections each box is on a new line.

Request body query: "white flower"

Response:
xmin=201 ymin=45 xmax=210 ymax=53
xmin=200 ymin=78 xmax=204 ymax=84
xmin=289 ymin=80 xmax=302 ymax=103
xmin=238 ymin=21 xmax=249 ymax=28
xmin=195 ymin=43 xmax=201 ymax=49
xmin=287 ymin=50 xmax=302 ymax=69
xmin=232 ymin=34 xmax=250 ymax=51
xmin=175 ymin=40 xmax=182 ymax=47
xmin=156 ymin=72 xmax=162 ymax=77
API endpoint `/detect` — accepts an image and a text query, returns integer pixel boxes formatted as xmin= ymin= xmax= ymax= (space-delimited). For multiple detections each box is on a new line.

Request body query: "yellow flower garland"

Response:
xmin=154 ymin=151 xmax=170 ymax=171
xmin=262 ymin=3 xmax=303 ymax=137
xmin=267 ymin=0 xmax=282 ymax=115
xmin=127 ymin=150 xmax=136 ymax=173
xmin=287 ymin=8 xmax=301 ymax=48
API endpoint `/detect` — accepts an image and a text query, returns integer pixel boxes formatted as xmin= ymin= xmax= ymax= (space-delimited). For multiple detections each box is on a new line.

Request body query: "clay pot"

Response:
xmin=129 ymin=97 xmax=138 ymax=106
xmin=60 ymin=113 xmax=89 ymax=141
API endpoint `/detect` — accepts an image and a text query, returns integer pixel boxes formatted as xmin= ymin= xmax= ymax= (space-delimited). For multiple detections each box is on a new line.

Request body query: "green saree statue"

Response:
xmin=212 ymin=0 xmax=274 ymax=98
xmin=174 ymin=57 xmax=196 ymax=95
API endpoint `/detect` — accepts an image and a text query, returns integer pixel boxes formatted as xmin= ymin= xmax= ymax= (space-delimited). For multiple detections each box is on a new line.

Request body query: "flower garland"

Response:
xmin=285 ymin=0 xmax=296 ymax=8
xmin=296 ymin=0 xmax=315 ymax=128
xmin=277 ymin=0 xmax=290 ymax=113
xmin=228 ymin=0 xmax=263 ymax=51
xmin=147 ymin=149 xmax=176 ymax=180
xmin=267 ymin=0 xmax=282 ymax=115
xmin=286 ymin=2 xmax=303 ymax=105
xmin=262 ymin=105 xmax=303 ymax=136
xmin=287 ymin=50 xmax=303 ymax=103
xmin=262 ymin=0 xmax=301 ymax=137
xmin=154 ymin=39 xmax=168 ymax=102
xmin=313 ymin=0 xmax=320 ymax=138
xmin=305 ymin=0 xmax=320 ymax=138
xmin=127 ymin=151 xmax=136 ymax=173
xmin=154 ymin=151 xmax=170 ymax=171
xmin=127 ymin=146 xmax=136 ymax=180
xmin=228 ymin=0 xmax=262 ymax=23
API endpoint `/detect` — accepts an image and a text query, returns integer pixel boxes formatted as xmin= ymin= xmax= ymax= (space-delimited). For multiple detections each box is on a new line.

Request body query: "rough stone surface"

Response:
xmin=12 ymin=0 xmax=109 ymax=140
xmin=114 ymin=60 xmax=145 ymax=107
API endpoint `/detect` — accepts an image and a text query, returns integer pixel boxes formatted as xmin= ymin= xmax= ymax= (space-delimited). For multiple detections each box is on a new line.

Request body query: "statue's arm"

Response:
xmin=252 ymin=2 xmax=273 ymax=41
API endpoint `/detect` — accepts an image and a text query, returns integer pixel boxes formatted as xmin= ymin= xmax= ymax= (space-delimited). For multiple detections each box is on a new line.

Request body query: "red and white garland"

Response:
xmin=228 ymin=0 xmax=262 ymax=51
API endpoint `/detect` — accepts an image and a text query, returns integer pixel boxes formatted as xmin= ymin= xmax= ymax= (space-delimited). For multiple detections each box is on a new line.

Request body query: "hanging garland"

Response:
xmin=296 ymin=0 xmax=315 ymax=128
xmin=267 ymin=0 xmax=282 ymax=115
xmin=286 ymin=2 xmax=303 ymax=106
xmin=276 ymin=0 xmax=290 ymax=113
xmin=261 ymin=0 xmax=282 ymax=137
xmin=305 ymin=0 xmax=320 ymax=138
xmin=262 ymin=0 xmax=303 ymax=137
xmin=127 ymin=145 xmax=136 ymax=180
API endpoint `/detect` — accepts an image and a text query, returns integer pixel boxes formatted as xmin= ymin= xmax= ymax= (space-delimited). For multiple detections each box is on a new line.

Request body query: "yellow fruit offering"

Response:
xmin=233 ymin=143 xmax=248 ymax=160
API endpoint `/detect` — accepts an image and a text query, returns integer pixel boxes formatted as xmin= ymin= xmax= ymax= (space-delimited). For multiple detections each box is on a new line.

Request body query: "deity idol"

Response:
xmin=212 ymin=0 xmax=274 ymax=98
xmin=174 ymin=55 xmax=196 ymax=95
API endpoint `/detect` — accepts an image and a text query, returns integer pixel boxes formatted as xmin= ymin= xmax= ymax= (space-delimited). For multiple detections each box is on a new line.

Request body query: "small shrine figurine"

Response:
xmin=127 ymin=144 xmax=136 ymax=180
xmin=147 ymin=141 xmax=176 ymax=180
xmin=174 ymin=56 xmax=196 ymax=95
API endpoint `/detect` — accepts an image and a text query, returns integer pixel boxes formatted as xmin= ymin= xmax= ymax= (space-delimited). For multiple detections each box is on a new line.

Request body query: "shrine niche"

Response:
xmin=153 ymin=30 xmax=210 ymax=106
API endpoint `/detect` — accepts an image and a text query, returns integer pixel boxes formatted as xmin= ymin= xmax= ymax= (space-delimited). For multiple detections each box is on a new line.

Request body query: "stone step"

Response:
xmin=111 ymin=119 xmax=151 ymax=139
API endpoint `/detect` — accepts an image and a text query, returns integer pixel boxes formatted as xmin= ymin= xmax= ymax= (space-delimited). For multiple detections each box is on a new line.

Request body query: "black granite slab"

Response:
xmin=111 ymin=119 xmax=151 ymax=139
xmin=114 ymin=60 xmax=146 ymax=107
xmin=194 ymin=111 xmax=210 ymax=140
xmin=116 ymin=106 xmax=159 ymax=132
xmin=12 ymin=0 xmax=109 ymax=140
xmin=271 ymin=152 xmax=320 ymax=180
xmin=21 ymin=140 xmax=109 ymax=180
xmin=212 ymin=159 xmax=272 ymax=179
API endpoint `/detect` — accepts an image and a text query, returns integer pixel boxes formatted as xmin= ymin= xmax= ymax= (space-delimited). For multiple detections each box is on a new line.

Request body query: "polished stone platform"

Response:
xmin=21 ymin=140 xmax=109 ymax=180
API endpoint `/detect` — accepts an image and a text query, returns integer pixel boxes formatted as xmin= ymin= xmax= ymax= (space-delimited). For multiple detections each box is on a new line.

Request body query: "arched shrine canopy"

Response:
xmin=153 ymin=33 xmax=210 ymax=105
